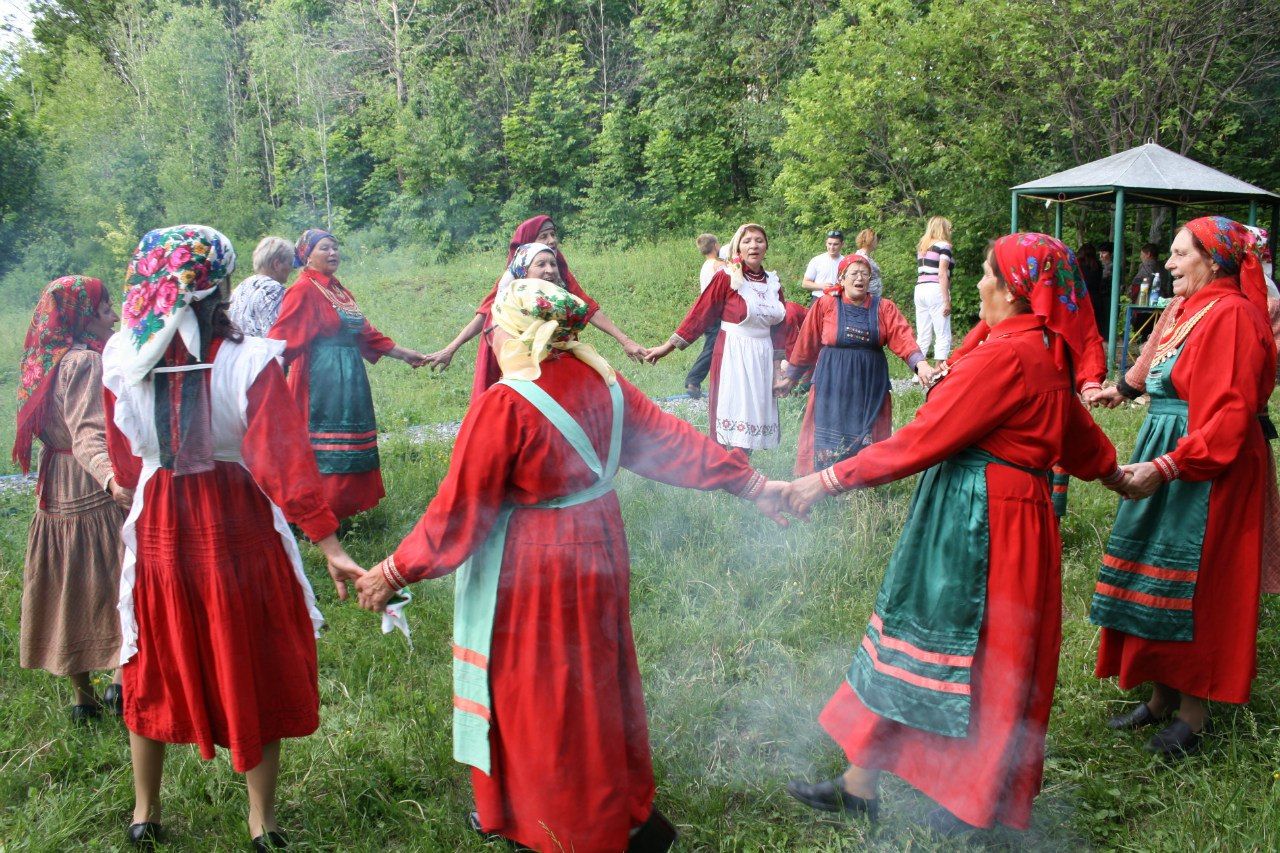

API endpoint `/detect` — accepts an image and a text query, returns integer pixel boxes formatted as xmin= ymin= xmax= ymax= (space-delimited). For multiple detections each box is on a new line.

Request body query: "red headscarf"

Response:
xmin=13 ymin=276 xmax=110 ymax=472
xmin=826 ymin=254 xmax=872 ymax=297
xmin=506 ymin=215 xmax=579 ymax=292
xmin=990 ymin=233 xmax=1104 ymax=379
xmin=1183 ymin=215 xmax=1270 ymax=319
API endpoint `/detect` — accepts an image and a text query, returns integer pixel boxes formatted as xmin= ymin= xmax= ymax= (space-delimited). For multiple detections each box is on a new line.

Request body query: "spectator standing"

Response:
xmin=914 ymin=216 xmax=954 ymax=362
xmin=685 ymin=234 xmax=725 ymax=398
xmin=853 ymin=229 xmax=884 ymax=297
xmin=228 ymin=236 xmax=295 ymax=337
xmin=802 ymin=231 xmax=845 ymax=302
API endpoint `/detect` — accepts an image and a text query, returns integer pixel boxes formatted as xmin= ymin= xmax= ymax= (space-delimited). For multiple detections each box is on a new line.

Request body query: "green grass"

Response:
xmin=2 ymin=234 xmax=1279 ymax=850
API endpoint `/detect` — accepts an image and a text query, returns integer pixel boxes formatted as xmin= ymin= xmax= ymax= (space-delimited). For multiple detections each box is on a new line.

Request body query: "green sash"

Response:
xmin=1090 ymin=344 xmax=1209 ymax=641
xmin=308 ymin=308 xmax=379 ymax=474
xmin=451 ymin=377 xmax=624 ymax=775
xmin=847 ymin=447 xmax=1047 ymax=737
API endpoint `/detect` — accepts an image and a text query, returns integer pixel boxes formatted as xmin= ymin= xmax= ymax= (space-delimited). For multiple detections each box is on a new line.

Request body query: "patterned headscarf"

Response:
xmin=829 ymin=254 xmax=872 ymax=297
xmin=13 ymin=276 xmax=110 ymax=472
xmin=491 ymin=278 xmax=614 ymax=385
xmin=1185 ymin=216 xmax=1269 ymax=318
xmin=991 ymin=232 xmax=1104 ymax=376
xmin=119 ymin=225 xmax=236 ymax=386
xmin=294 ymin=228 xmax=336 ymax=268
xmin=495 ymin=242 xmax=556 ymax=302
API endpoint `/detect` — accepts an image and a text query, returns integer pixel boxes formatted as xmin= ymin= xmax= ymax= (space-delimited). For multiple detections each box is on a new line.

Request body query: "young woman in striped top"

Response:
xmin=914 ymin=216 xmax=955 ymax=363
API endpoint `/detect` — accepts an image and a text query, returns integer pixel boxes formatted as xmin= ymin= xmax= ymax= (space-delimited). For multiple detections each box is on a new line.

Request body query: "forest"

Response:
xmin=1 ymin=0 xmax=1279 ymax=291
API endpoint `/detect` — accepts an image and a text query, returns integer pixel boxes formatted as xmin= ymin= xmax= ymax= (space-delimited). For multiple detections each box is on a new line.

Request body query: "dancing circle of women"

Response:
xmin=13 ymin=213 xmax=1278 ymax=851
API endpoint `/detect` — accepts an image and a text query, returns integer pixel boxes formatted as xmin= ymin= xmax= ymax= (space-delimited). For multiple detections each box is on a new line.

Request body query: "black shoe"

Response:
xmin=786 ymin=777 xmax=879 ymax=820
xmin=70 ymin=703 xmax=101 ymax=725
xmin=103 ymin=683 xmax=125 ymax=716
xmin=685 ymin=384 xmax=703 ymax=400
xmin=251 ymin=830 xmax=288 ymax=851
xmin=925 ymin=807 xmax=977 ymax=837
xmin=627 ymin=809 xmax=677 ymax=853
xmin=1145 ymin=719 xmax=1204 ymax=757
xmin=467 ymin=812 xmax=531 ymax=850
xmin=1107 ymin=702 xmax=1171 ymax=730
xmin=127 ymin=822 xmax=163 ymax=847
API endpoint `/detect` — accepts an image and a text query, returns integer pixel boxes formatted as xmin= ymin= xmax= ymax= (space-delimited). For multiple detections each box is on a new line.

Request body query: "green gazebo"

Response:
xmin=1010 ymin=143 xmax=1278 ymax=371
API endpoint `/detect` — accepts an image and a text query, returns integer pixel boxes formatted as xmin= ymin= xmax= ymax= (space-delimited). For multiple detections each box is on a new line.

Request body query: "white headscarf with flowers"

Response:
xmin=119 ymin=225 xmax=236 ymax=385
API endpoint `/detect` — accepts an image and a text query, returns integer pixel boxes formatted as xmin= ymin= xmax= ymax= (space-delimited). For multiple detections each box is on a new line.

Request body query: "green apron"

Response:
xmin=451 ymin=377 xmax=624 ymax=775
xmin=847 ymin=447 xmax=1048 ymax=738
xmin=308 ymin=307 xmax=380 ymax=474
xmin=1090 ymin=343 xmax=1210 ymax=641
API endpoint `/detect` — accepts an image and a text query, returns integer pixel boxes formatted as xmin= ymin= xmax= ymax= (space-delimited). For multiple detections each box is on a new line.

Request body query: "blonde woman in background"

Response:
xmin=228 ymin=237 xmax=295 ymax=337
xmin=854 ymin=228 xmax=884 ymax=297
xmin=915 ymin=216 xmax=955 ymax=364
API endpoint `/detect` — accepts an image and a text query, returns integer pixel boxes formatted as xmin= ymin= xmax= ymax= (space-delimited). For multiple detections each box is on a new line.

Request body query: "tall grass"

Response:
xmin=0 ymin=235 xmax=1277 ymax=850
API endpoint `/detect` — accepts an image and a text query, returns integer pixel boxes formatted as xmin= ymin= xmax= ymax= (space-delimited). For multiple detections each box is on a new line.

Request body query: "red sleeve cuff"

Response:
xmin=376 ymin=555 xmax=409 ymax=590
xmin=1100 ymin=467 xmax=1125 ymax=488
xmin=820 ymin=466 xmax=847 ymax=495
xmin=296 ymin=505 xmax=339 ymax=542
xmin=1152 ymin=454 xmax=1180 ymax=482
xmin=737 ymin=471 xmax=766 ymax=500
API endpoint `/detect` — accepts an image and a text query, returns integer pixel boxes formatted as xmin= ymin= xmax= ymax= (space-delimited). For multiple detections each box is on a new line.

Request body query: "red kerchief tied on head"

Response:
xmin=991 ymin=232 xmax=1096 ymax=375
xmin=1184 ymin=215 xmax=1270 ymax=322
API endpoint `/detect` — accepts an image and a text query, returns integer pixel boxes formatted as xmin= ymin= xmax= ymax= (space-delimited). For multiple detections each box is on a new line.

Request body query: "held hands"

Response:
xmin=400 ymin=348 xmax=432 ymax=369
xmin=774 ymin=375 xmax=797 ymax=397
xmin=620 ymin=339 xmax=647 ymax=364
xmin=356 ymin=563 xmax=396 ymax=612
xmin=1116 ymin=461 xmax=1164 ymax=500
xmin=1085 ymin=386 xmax=1126 ymax=408
xmin=781 ymin=473 xmax=829 ymax=521
xmin=423 ymin=347 xmax=456 ymax=372
xmin=752 ymin=480 xmax=791 ymax=527
xmin=915 ymin=361 xmax=937 ymax=386
xmin=644 ymin=342 xmax=675 ymax=365
xmin=316 ymin=534 xmax=364 ymax=601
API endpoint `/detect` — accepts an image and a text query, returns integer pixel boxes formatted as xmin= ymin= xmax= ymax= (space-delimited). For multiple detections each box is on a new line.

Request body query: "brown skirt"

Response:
xmin=21 ymin=466 xmax=125 ymax=676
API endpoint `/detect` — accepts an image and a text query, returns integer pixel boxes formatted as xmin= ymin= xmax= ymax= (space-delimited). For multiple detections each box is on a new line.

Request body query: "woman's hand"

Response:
xmin=915 ymin=361 xmax=937 ymax=385
xmin=315 ymin=534 xmax=364 ymax=600
xmin=783 ymin=473 xmax=829 ymax=520
xmin=1118 ymin=461 xmax=1165 ymax=500
xmin=108 ymin=479 xmax=134 ymax=511
xmin=752 ymin=480 xmax=791 ymax=527
xmin=1086 ymin=386 xmax=1127 ymax=408
xmin=941 ymin=296 xmax=952 ymax=317
xmin=424 ymin=347 xmax=456 ymax=372
xmin=619 ymin=339 xmax=647 ymax=363
xmin=356 ymin=563 xmax=397 ymax=613
xmin=774 ymin=375 xmax=797 ymax=397
xmin=644 ymin=342 xmax=675 ymax=364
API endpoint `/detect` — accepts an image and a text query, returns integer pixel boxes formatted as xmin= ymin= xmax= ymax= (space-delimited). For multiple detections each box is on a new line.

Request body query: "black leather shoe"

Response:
xmin=466 ymin=812 xmax=531 ymax=850
xmin=103 ymin=683 xmax=125 ymax=716
xmin=786 ymin=778 xmax=879 ymax=820
xmin=251 ymin=830 xmax=288 ymax=850
xmin=925 ymin=806 xmax=977 ymax=837
xmin=1107 ymin=702 xmax=1171 ymax=730
xmin=126 ymin=822 xmax=162 ymax=847
xmin=70 ymin=703 xmax=101 ymax=725
xmin=627 ymin=809 xmax=677 ymax=853
xmin=685 ymin=384 xmax=703 ymax=400
xmin=1146 ymin=719 xmax=1204 ymax=757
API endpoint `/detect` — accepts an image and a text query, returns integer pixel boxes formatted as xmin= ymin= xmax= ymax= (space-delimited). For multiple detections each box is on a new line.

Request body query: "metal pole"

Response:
xmin=1107 ymin=189 xmax=1125 ymax=374
xmin=1271 ymin=202 xmax=1278 ymax=263
xmin=1010 ymin=191 xmax=1019 ymax=232
xmin=1249 ymin=200 xmax=1258 ymax=226
xmin=1053 ymin=202 xmax=1063 ymax=239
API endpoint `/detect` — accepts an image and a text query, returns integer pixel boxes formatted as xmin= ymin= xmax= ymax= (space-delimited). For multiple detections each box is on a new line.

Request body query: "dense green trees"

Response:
xmin=0 ymin=0 xmax=1277 ymax=289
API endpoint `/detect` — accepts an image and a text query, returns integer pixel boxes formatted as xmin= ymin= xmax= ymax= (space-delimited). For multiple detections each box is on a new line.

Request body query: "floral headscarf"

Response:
xmin=294 ymin=228 xmax=336 ymax=268
xmin=491 ymin=278 xmax=614 ymax=384
xmin=12 ymin=276 xmax=109 ymax=472
xmin=991 ymin=232 xmax=1104 ymax=377
xmin=1185 ymin=216 xmax=1269 ymax=318
xmin=495 ymin=242 xmax=556 ymax=302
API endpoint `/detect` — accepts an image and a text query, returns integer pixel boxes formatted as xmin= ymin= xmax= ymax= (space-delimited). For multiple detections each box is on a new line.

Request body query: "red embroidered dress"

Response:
xmin=104 ymin=335 xmax=337 ymax=773
xmin=268 ymin=268 xmax=395 ymax=520
xmin=385 ymin=355 xmax=762 ymax=852
xmin=1093 ymin=280 xmax=1276 ymax=702
xmin=788 ymin=295 xmax=923 ymax=475
xmin=817 ymin=315 xmax=1118 ymax=829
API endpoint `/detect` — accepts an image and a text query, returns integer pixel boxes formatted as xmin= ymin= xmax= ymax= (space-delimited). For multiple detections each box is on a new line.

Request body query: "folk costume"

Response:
xmin=16 ymin=276 xmax=124 ymax=677
xmin=104 ymin=226 xmax=335 ymax=773
xmin=375 ymin=279 xmax=766 ymax=852
xmin=667 ymin=224 xmax=787 ymax=451
xmin=949 ymin=242 xmax=1107 ymax=516
xmin=813 ymin=234 xmax=1121 ymax=829
xmin=267 ymin=229 xmax=396 ymax=520
xmin=1092 ymin=216 xmax=1277 ymax=703
xmin=787 ymin=256 xmax=925 ymax=476
xmin=471 ymin=216 xmax=601 ymax=399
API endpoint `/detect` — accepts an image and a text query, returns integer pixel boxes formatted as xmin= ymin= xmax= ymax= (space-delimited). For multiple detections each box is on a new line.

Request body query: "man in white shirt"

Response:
xmin=686 ymin=234 xmax=725 ymax=397
xmin=802 ymin=230 xmax=844 ymax=301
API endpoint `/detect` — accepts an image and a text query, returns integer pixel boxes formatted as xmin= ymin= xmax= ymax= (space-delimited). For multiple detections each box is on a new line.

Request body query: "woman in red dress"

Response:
xmin=104 ymin=225 xmax=362 ymax=849
xmin=782 ymin=234 xmax=1123 ymax=834
xmin=777 ymin=254 xmax=933 ymax=476
xmin=424 ymin=215 xmax=646 ymax=395
xmin=356 ymin=278 xmax=786 ymax=852
xmin=267 ymin=229 xmax=429 ymax=521
xmin=1090 ymin=216 xmax=1276 ymax=756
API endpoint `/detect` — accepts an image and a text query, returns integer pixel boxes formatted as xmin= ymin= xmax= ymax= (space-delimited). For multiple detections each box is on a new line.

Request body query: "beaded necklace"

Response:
xmin=310 ymin=273 xmax=363 ymax=318
xmin=1151 ymin=299 xmax=1217 ymax=367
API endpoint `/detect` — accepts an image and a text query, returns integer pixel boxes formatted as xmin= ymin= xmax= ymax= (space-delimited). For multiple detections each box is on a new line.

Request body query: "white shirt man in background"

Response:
xmin=802 ymin=230 xmax=844 ymax=301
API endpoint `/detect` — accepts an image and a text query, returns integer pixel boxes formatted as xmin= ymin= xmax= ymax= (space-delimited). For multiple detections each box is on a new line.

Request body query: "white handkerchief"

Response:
xmin=381 ymin=589 xmax=413 ymax=648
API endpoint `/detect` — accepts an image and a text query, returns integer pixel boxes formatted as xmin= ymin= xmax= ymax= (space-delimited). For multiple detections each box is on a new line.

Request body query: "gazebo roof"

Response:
xmin=1012 ymin=143 xmax=1277 ymax=204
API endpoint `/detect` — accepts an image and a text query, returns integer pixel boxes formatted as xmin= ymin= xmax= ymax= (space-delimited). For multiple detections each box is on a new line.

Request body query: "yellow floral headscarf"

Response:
xmin=491 ymin=278 xmax=616 ymax=385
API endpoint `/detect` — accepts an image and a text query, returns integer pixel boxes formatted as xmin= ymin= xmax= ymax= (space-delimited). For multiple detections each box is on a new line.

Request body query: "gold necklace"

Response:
xmin=310 ymin=274 xmax=362 ymax=316
xmin=1151 ymin=299 xmax=1217 ymax=366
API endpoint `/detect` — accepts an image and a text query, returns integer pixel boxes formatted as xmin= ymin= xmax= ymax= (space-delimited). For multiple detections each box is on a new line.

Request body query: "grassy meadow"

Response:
xmin=1 ymin=233 xmax=1278 ymax=851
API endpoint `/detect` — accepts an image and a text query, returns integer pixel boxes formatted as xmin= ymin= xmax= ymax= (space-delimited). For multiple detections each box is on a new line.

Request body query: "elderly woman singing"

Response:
xmin=1090 ymin=216 xmax=1277 ymax=758
xmin=356 ymin=278 xmax=785 ymax=852
xmin=783 ymin=234 xmax=1124 ymax=835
